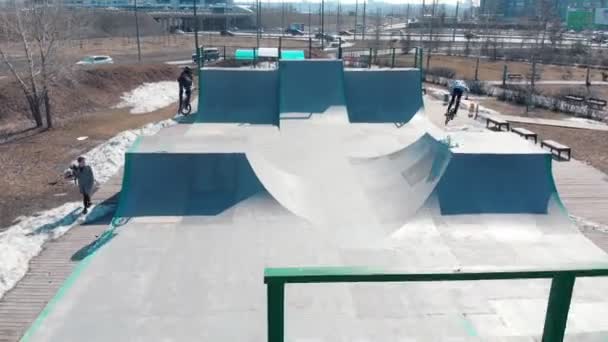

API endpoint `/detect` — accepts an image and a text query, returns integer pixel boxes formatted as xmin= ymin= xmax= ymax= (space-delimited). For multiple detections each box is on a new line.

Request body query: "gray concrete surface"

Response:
xmin=22 ymin=62 xmax=608 ymax=342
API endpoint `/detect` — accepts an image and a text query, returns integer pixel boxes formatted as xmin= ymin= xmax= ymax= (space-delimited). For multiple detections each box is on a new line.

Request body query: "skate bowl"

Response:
xmin=21 ymin=60 xmax=608 ymax=342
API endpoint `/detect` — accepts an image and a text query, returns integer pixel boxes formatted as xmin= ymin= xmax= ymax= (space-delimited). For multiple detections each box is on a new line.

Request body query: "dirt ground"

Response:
xmin=0 ymin=63 xmax=188 ymax=230
xmin=477 ymin=98 xmax=608 ymax=174
xmin=425 ymin=55 xmax=606 ymax=82
xmin=0 ymin=104 xmax=181 ymax=231
xmin=478 ymin=98 xmax=573 ymax=120
xmin=0 ymin=64 xmax=178 ymax=137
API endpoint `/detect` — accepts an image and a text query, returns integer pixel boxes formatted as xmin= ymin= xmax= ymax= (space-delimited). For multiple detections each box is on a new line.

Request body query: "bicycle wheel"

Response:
xmin=180 ymin=103 xmax=192 ymax=115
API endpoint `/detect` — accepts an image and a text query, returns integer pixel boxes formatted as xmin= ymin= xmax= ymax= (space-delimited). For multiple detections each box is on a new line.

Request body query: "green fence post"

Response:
xmin=279 ymin=37 xmax=282 ymax=59
xmin=541 ymin=274 xmax=576 ymax=342
xmin=391 ymin=48 xmax=396 ymax=68
xmin=502 ymin=64 xmax=507 ymax=87
xmin=200 ymin=46 xmax=204 ymax=68
xmin=368 ymin=48 xmax=372 ymax=69
xmin=267 ymin=281 xmax=285 ymax=342
xmin=413 ymin=47 xmax=418 ymax=68
xmin=419 ymin=48 xmax=424 ymax=82
xmin=223 ymin=45 xmax=226 ymax=60
xmin=308 ymin=37 xmax=312 ymax=59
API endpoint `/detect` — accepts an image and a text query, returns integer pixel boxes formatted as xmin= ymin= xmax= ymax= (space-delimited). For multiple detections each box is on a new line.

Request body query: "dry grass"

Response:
xmin=0 ymin=103 xmax=181 ymax=230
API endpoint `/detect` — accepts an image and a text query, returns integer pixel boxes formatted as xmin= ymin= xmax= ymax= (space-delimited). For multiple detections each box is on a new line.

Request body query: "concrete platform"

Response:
xmin=19 ymin=61 xmax=608 ymax=342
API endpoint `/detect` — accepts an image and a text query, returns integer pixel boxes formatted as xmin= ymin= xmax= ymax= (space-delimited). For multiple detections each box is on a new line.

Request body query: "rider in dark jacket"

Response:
xmin=178 ymin=66 xmax=193 ymax=112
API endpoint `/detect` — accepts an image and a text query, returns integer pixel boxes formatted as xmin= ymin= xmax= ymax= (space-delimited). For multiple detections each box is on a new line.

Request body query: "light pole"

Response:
xmin=134 ymin=0 xmax=141 ymax=63
xmin=321 ymin=0 xmax=325 ymax=49
xmin=362 ymin=0 xmax=366 ymax=40
xmin=354 ymin=0 xmax=358 ymax=40
xmin=193 ymin=0 xmax=200 ymax=70
xmin=452 ymin=0 xmax=459 ymax=43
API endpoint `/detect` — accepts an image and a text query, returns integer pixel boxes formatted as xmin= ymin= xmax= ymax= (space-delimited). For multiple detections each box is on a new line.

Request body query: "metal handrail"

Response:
xmin=264 ymin=265 xmax=608 ymax=342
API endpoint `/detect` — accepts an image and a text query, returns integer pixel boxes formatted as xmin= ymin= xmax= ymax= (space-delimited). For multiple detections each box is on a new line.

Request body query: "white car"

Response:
xmin=76 ymin=55 xmax=114 ymax=65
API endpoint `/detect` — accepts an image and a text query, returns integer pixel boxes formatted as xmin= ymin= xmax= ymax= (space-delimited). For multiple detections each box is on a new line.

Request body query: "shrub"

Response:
xmin=427 ymin=67 xmax=456 ymax=79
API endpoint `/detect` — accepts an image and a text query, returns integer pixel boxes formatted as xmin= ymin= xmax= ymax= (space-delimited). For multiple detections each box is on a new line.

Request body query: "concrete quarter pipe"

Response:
xmin=23 ymin=60 xmax=608 ymax=342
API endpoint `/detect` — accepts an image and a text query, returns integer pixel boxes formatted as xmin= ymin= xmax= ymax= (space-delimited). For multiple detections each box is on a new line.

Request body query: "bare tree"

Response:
xmin=0 ymin=0 xmax=76 ymax=129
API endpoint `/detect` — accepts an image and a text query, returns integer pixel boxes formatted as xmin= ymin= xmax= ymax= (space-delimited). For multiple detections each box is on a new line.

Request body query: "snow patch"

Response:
xmin=115 ymin=81 xmax=178 ymax=114
xmin=0 ymin=203 xmax=114 ymax=299
xmin=0 ymin=116 xmax=179 ymax=300
xmin=567 ymin=117 xmax=608 ymax=126
xmin=571 ymin=215 xmax=608 ymax=234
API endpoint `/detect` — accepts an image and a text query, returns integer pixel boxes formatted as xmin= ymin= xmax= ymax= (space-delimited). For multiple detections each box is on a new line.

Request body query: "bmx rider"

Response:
xmin=178 ymin=66 xmax=193 ymax=114
xmin=447 ymin=79 xmax=470 ymax=117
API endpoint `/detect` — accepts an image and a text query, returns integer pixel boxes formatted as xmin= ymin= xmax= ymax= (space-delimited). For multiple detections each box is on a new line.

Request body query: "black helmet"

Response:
xmin=184 ymin=66 xmax=192 ymax=73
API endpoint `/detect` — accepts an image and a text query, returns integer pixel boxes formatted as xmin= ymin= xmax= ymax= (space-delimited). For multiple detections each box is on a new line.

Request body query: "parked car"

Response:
xmin=76 ymin=55 xmax=114 ymax=65
xmin=338 ymin=30 xmax=353 ymax=36
xmin=314 ymin=32 xmax=335 ymax=42
xmin=192 ymin=47 xmax=220 ymax=63
xmin=285 ymin=28 xmax=304 ymax=36
xmin=220 ymin=30 xmax=235 ymax=36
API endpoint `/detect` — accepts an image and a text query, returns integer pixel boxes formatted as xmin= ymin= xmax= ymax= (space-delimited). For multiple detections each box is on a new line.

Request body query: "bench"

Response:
xmin=507 ymin=73 xmax=523 ymax=81
xmin=486 ymin=116 xmax=510 ymax=131
xmin=525 ymin=73 xmax=541 ymax=81
xmin=563 ymin=95 xmax=585 ymax=104
xmin=541 ymin=140 xmax=571 ymax=161
xmin=511 ymin=127 xmax=538 ymax=143
xmin=587 ymin=97 xmax=607 ymax=110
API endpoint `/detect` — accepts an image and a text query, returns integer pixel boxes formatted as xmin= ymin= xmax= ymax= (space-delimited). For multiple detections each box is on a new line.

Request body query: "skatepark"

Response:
xmin=12 ymin=60 xmax=608 ymax=341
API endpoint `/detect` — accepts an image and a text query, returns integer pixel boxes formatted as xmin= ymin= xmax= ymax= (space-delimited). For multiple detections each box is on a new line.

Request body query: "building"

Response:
xmin=63 ymin=0 xmax=234 ymax=9
xmin=479 ymin=0 xmax=573 ymax=20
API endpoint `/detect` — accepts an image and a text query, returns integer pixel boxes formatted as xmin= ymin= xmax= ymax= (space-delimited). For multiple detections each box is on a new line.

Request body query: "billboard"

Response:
xmin=595 ymin=8 xmax=608 ymax=25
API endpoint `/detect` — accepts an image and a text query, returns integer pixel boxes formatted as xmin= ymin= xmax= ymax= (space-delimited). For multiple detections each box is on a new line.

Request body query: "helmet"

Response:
xmin=184 ymin=66 xmax=192 ymax=73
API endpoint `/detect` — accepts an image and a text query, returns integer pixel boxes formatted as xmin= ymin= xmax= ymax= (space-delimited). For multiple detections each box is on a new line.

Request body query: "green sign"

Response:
xmin=567 ymin=10 xmax=594 ymax=31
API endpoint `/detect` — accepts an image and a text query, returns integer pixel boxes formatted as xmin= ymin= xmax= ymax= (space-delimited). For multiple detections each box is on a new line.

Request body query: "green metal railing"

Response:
xmin=264 ymin=266 xmax=608 ymax=342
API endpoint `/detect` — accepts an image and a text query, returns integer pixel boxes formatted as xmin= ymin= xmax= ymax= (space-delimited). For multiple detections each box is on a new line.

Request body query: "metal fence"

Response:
xmin=264 ymin=266 xmax=608 ymax=342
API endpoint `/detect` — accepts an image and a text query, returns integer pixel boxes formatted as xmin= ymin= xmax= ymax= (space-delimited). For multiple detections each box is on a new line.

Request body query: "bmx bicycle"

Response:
xmin=444 ymin=107 xmax=457 ymax=125
xmin=179 ymin=90 xmax=192 ymax=116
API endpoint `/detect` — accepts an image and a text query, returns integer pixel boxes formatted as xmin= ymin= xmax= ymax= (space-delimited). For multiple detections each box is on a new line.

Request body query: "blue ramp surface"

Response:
xmin=436 ymin=153 xmax=556 ymax=215
xmin=197 ymin=68 xmax=279 ymax=125
xmin=118 ymin=152 xmax=265 ymax=216
xmin=344 ymin=69 xmax=423 ymax=123
xmin=279 ymin=60 xmax=347 ymax=118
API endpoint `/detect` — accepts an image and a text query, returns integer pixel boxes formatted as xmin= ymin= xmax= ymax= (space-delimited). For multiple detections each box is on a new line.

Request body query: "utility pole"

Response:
xmin=452 ymin=0 xmax=459 ymax=42
xmin=321 ymin=0 xmax=325 ymax=48
xmin=256 ymin=0 xmax=261 ymax=49
xmin=354 ymin=0 xmax=358 ymax=40
xmin=193 ymin=0 xmax=200 ymax=70
xmin=337 ymin=0 xmax=341 ymax=33
xmin=362 ymin=0 xmax=366 ymax=40
xmin=281 ymin=0 xmax=285 ymax=36
xmin=134 ymin=0 xmax=141 ymax=63
xmin=308 ymin=2 xmax=312 ymax=37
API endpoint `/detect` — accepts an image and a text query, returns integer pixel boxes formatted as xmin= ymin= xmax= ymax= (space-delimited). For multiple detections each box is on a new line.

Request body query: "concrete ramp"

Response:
xmin=350 ymin=133 xmax=451 ymax=224
xmin=437 ymin=133 xmax=557 ymax=215
xmin=344 ymin=69 xmax=423 ymax=123
xmin=279 ymin=60 xmax=348 ymax=123
xmin=197 ymin=68 xmax=279 ymax=125
xmin=117 ymin=152 xmax=265 ymax=217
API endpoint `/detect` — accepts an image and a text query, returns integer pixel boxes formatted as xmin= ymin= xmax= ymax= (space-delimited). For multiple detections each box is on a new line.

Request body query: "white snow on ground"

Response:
xmin=115 ymin=81 xmax=178 ymax=114
xmin=71 ymin=118 xmax=177 ymax=184
xmin=571 ymin=215 xmax=608 ymax=234
xmin=0 ymin=203 xmax=114 ymax=299
xmin=0 ymin=115 xmax=180 ymax=300
xmin=567 ymin=117 xmax=608 ymax=126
